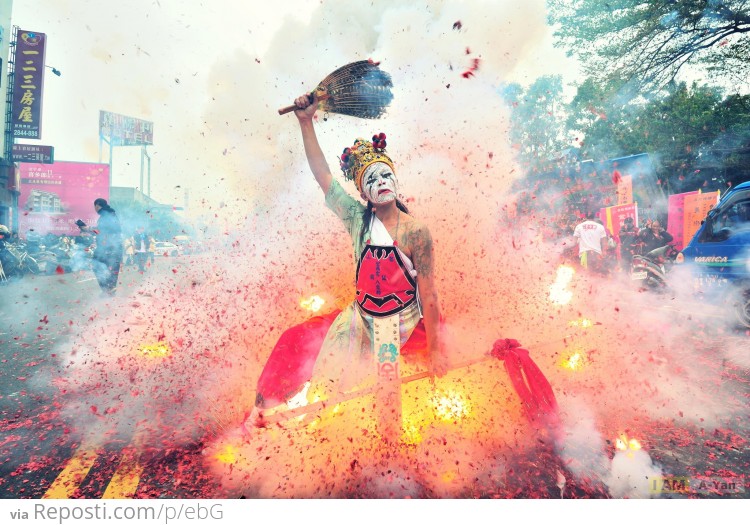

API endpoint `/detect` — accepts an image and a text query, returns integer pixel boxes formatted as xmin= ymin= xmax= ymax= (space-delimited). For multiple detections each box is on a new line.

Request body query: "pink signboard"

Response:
xmin=18 ymin=161 xmax=110 ymax=236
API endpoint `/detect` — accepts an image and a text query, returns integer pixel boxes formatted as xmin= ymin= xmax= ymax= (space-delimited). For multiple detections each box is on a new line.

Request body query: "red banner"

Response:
xmin=12 ymin=29 xmax=46 ymax=139
xmin=600 ymin=202 xmax=638 ymax=241
xmin=18 ymin=161 xmax=110 ymax=236
xmin=667 ymin=191 xmax=698 ymax=251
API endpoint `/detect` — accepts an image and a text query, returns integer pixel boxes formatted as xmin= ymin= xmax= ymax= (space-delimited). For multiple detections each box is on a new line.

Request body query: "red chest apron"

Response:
xmin=355 ymin=243 xmax=417 ymax=441
xmin=355 ymin=244 xmax=417 ymax=318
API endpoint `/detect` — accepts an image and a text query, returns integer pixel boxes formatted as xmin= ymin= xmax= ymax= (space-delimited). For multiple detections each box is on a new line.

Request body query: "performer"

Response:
xmin=246 ymin=94 xmax=448 ymax=437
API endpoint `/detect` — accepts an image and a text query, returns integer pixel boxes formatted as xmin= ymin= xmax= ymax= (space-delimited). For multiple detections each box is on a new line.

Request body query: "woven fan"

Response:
xmin=278 ymin=60 xmax=394 ymax=119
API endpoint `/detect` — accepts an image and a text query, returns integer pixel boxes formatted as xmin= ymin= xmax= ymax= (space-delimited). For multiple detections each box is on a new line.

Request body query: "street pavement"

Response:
xmin=0 ymin=255 xmax=218 ymax=498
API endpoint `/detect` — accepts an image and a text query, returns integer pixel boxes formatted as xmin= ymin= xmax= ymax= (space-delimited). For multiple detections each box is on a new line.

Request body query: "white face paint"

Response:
xmin=361 ymin=163 xmax=398 ymax=204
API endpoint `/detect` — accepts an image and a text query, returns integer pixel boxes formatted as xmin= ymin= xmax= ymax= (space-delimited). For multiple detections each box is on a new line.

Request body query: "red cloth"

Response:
xmin=255 ymin=310 xmax=429 ymax=407
xmin=491 ymin=339 xmax=559 ymax=424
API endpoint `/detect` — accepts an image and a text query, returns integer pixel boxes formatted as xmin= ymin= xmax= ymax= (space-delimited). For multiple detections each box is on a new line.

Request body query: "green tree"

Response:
xmin=566 ymin=78 xmax=750 ymax=191
xmin=548 ymin=0 xmax=750 ymax=92
xmin=501 ymin=75 xmax=570 ymax=174
xmin=565 ymin=77 xmax=647 ymax=160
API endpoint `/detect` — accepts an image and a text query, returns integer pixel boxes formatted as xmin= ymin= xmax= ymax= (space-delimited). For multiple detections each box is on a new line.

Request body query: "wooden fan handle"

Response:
xmin=278 ymin=93 xmax=330 ymax=115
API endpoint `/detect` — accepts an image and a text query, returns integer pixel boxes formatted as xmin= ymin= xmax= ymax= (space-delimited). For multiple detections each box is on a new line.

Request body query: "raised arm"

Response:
xmin=293 ymin=94 xmax=333 ymax=194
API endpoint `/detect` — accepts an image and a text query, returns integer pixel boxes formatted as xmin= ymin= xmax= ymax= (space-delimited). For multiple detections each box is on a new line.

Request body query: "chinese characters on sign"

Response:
xmin=99 ymin=110 xmax=154 ymax=146
xmin=683 ymin=191 xmax=720 ymax=243
xmin=12 ymin=29 xmax=46 ymax=139
xmin=12 ymin=144 xmax=54 ymax=164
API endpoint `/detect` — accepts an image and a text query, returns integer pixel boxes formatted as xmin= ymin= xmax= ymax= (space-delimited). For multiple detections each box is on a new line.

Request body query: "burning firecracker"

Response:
xmin=568 ymin=318 xmax=595 ymax=329
xmin=300 ymin=295 xmax=325 ymax=313
xmin=214 ymin=444 xmax=238 ymax=465
xmin=138 ymin=342 xmax=172 ymax=359
xmin=616 ymin=434 xmax=642 ymax=452
xmin=560 ymin=350 xmax=589 ymax=371
xmin=431 ymin=389 xmax=471 ymax=422
xmin=549 ymin=265 xmax=574 ymax=305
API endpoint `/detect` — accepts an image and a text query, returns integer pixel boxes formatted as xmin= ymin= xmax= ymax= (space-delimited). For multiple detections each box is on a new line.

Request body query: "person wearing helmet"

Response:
xmin=0 ymin=224 xmax=10 ymax=244
xmin=618 ymin=216 xmax=640 ymax=270
xmin=0 ymin=225 xmax=12 ymax=280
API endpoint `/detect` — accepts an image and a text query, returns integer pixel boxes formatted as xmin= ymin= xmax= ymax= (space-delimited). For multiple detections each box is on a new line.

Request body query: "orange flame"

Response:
xmin=561 ymin=351 xmax=587 ymax=371
xmin=615 ymin=434 xmax=642 ymax=452
xmin=300 ymin=295 xmax=325 ymax=313
xmin=214 ymin=444 xmax=238 ymax=464
xmin=431 ymin=390 xmax=471 ymax=422
xmin=549 ymin=265 xmax=574 ymax=305
xmin=568 ymin=318 xmax=594 ymax=329
xmin=401 ymin=422 xmax=423 ymax=445
xmin=138 ymin=342 xmax=172 ymax=358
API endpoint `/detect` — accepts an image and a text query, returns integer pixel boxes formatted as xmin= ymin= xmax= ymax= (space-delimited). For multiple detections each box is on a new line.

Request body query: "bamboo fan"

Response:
xmin=278 ymin=60 xmax=394 ymax=119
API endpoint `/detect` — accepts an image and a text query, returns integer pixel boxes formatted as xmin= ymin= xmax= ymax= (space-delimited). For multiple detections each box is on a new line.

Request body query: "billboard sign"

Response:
xmin=13 ymin=143 xmax=54 ymax=163
xmin=18 ymin=161 xmax=110 ymax=236
xmin=99 ymin=110 xmax=154 ymax=146
xmin=12 ymin=29 xmax=46 ymax=139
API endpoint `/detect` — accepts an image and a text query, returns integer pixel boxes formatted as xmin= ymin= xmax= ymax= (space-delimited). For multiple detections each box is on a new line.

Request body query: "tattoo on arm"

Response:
xmin=407 ymin=223 xmax=434 ymax=277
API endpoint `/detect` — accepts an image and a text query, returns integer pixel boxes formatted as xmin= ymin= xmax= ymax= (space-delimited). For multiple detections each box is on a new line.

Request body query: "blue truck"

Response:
xmin=675 ymin=181 xmax=750 ymax=327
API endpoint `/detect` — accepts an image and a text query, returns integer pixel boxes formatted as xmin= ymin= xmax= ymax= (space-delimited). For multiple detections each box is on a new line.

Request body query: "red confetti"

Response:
xmin=461 ymin=57 xmax=480 ymax=79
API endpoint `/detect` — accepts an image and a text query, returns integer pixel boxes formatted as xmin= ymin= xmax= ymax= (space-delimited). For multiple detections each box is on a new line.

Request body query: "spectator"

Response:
xmin=148 ymin=235 xmax=156 ymax=264
xmin=573 ymin=213 xmax=608 ymax=274
xmin=124 ymin=236 xmax=135 ymax=266
xmin=618 ymin=216 xmax=640 ymax=270
xmin=0 ymin=224 xmax=11 ymax=280
xmin=638 ymin=220 xmax=673 ymax=254
xmin=133 ymin=226 xmax=150 ymax=272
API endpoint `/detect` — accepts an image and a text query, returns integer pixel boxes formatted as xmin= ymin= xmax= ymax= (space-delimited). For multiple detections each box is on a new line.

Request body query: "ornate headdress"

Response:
xmin=339 ymin=133 xmax=394 ymax=192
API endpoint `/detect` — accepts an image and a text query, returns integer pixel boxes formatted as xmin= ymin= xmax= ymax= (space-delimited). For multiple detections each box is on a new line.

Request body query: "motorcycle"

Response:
xmin=37 ymin=237 xmax=93 ymax=274
xmin=630 ymin=243 xmax=679 ymax=290
xmin=0 ymin=242 xmax=41 ymax=282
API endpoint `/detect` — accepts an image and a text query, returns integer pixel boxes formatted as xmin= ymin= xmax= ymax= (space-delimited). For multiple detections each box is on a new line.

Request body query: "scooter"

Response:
xmin=0 ymin=242 xmax=41 ymax=282
xmin=630 ymin=243 xmax=679 ymax=290
xmin=38 ymin=237 xmax=93 ymax=274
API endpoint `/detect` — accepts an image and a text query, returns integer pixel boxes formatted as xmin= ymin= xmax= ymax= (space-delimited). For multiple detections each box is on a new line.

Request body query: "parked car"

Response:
xmin=675 ymin=181 xmax=750 ymax=327
xmin=153 ymin=241 xmax=182 ymax=257
xmin=174 ymin=237 xmax=203 ymax=255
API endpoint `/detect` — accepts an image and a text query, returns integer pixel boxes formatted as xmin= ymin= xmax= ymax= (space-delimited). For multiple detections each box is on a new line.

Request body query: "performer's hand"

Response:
xmin=294 ymin=92 xmax=318 ymax=121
